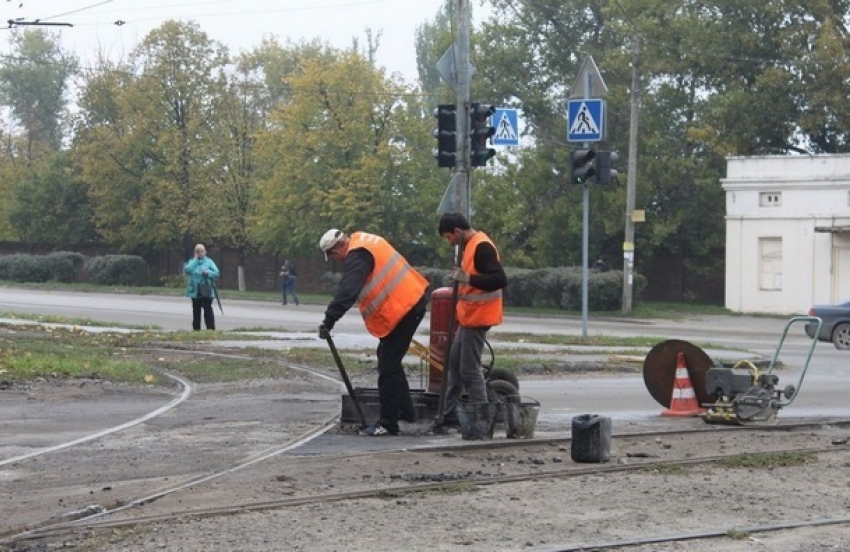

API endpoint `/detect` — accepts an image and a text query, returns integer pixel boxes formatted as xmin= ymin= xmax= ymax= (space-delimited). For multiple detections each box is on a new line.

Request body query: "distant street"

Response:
xmin=1 ymin=286 xmax=849 ymax=421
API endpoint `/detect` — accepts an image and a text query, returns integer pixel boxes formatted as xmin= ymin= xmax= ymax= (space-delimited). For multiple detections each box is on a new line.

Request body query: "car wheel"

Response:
xmin=832 ymin=323 xmax=850 ymax=350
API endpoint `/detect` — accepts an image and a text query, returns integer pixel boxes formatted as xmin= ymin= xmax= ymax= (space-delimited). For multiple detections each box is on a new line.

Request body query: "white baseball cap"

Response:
xmin=319 ymin=229 xmax=344 ymax=261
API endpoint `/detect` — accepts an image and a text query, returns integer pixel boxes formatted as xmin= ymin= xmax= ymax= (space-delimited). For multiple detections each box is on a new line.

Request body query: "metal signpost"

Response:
xmin=567 ymin=55 xmax=607 ymax=337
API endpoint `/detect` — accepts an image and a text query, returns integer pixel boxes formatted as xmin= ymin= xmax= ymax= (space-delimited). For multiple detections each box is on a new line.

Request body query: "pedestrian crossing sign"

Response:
xmin=492 ymin=108 xmax=519 ymax=146
xmin=567 ymin=99 xmax=604 ymax=142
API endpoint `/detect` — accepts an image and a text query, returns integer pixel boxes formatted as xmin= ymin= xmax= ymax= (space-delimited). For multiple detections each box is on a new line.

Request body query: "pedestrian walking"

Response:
xmin=279 ymin=258 xmax=300 ymax=306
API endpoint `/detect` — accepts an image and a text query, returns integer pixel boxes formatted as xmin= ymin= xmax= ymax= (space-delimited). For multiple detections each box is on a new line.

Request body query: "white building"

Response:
xmin=723 ymin=154 xmax=850 ymax=314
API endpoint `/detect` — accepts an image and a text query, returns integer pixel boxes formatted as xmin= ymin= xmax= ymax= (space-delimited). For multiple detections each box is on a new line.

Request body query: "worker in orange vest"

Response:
xmin=437 ymin=212 xmax=507 ymax=426
xmin=318 ymin=229 xmax=429 ymax=436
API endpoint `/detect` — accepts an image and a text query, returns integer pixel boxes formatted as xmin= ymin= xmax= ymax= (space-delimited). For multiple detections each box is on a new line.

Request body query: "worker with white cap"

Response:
xmin=318 ymin=228 xmax=429 ymax=436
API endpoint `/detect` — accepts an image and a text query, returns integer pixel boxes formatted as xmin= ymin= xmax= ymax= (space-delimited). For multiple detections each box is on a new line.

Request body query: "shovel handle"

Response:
xmin=326 ymin=334 xmax=367 ymax=429
xmin=436 ymin=234 xmax=465 ymax=426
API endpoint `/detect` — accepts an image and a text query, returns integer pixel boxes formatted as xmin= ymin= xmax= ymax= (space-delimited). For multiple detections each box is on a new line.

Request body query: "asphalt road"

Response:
xmin=1 ymin=286 xmax=848 ymax=421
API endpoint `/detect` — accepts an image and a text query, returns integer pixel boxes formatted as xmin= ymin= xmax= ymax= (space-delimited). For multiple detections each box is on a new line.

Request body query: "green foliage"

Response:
xmin=84 ymin=255 xmax=149 ymax=286
xmin=45 ymin=251 xmax=85 ymax=283
xmin=2 ymin=3 xmax=848 ymax=305
xmin=7 ymin=152 xmax=97 ymax=248
xmin=0 ymin=254 xmax=52 ymax=282
xmin=0 ymin=28 xmax=78 ymax=153
xmin=0 ymin=252 xmax=84 ymax=283
xmin=252 ymin=51 xmax=445 ymax=261
xmin=74 ymin=21 xmax=229 ymax=254
xmin=503 ymin=267 xmax=645 ymax=311
xmin=318 ymin=271 xmax=343 ymax=294
xmin=160 ymin=274 xmax=186 ymax=288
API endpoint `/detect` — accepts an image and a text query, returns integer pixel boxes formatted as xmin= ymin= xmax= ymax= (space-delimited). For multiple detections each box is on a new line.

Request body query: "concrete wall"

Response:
xmin=723 ymin=154 xmax=850 ymax=314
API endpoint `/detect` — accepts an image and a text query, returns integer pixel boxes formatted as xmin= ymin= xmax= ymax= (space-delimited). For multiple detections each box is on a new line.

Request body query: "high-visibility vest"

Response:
xmin=457 ymin=231 xmax=503 ymax=327
xmin=348 ymin=232 xmax=428 ymax=338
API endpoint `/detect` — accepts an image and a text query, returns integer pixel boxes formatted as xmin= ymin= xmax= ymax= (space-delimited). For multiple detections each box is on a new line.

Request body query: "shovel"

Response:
xmin=325 ymin=333 xmax=367 ymax=429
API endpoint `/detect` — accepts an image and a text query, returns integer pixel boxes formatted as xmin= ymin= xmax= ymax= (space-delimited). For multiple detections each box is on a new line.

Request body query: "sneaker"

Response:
xmin=361 ymin=423 xmax=398 ymax=436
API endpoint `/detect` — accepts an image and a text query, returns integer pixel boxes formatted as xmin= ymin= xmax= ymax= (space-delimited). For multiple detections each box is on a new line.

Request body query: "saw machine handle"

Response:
xmin=769 ymin=315 xmax=822 ymax=409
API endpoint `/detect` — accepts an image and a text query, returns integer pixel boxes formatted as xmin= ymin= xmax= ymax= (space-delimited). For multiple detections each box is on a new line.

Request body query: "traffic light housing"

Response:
xmin=433 ymin=104 xmax=457 ymax=168
xmin=596 ymin=151 xmax=620 ymax=185
xmin=470 ymin=103 xmax=496 ymax=167
xmin=571 ymin=148 xmax=596 ymax=184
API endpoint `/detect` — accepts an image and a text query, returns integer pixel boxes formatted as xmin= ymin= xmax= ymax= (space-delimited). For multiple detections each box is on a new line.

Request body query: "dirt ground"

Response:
xmin=2 ymin=366 xmax=850 ymax=552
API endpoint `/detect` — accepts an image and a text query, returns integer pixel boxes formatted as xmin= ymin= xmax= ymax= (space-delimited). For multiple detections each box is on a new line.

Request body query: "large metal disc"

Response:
xmin=643 ymin=339 xmax=716 ymax=408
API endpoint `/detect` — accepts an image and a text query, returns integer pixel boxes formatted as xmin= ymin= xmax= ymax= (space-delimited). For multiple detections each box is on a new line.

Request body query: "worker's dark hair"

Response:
xmin=438 ymin=212 xmax=470 ymax=235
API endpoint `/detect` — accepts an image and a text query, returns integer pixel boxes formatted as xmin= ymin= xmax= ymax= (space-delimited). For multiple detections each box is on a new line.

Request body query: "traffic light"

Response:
xmin=432 ymin=104 xmax=457 ymax=168
xmin=470 ymin=103 xmax=496 ymax=167
xmin=596 ymin=151 xmax=620 ymax=185
xmin=571 ymin=148 xmax=596 ymax=184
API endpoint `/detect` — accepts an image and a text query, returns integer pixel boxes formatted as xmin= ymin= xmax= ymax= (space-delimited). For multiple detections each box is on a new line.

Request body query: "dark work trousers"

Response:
xmin=443 ymin=325 xmax=489 ymax=417
xmin=375 ymin=295 xmax=427 ymax=433
xmin=191 ymin=297 xmax=216 ymax=330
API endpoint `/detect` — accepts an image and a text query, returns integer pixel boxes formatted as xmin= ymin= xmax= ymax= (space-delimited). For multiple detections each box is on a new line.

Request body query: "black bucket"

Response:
xmin=504 ymin=398 xmax=540 ymax=439
xmin=457 ymin=402 xmax=498 ymax=440
xmin=571 ymin=414 xmax=612 ymax=463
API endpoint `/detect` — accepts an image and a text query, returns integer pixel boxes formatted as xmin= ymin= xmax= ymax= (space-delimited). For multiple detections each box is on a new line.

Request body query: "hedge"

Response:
xmin=84 ymin=255 xmax=149 ymax=286
xmin=0 ymin=251 xmax=85 ymax=283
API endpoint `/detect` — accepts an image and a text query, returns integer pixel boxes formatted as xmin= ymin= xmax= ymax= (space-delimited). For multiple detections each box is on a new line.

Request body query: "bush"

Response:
xmin=416 ymin=266 xmax=452 ymax=294
xmin=318 ymin=271 xmax=342 ymax=294
xmin=0 ymin=254 xmax=52 ymax=283
xmin=160 ymin=274 xmax=186 ymax=288
xmin=84 ymin=255 xmax=149 ymax=286
xmin=504 ymin=266 xmax=646 ymax=311
xmin=45 ymin=251 xmax=86 ymax=283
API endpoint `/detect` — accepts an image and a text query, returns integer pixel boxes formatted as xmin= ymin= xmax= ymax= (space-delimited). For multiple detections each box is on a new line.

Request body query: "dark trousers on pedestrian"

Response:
xmin=192 ymin=297 xmax=215 ymax=330
xmin=282 ymin=276 xmax=299 ymax=305
xmin=443 ymin=325 xmax=489 ymax=417
xmin=375 ymin=295 xmax=427 ymax=433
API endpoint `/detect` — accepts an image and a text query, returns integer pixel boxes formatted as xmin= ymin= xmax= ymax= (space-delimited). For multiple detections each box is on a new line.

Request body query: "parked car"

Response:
xmin=805 ymin=300 xmax=850 ymax=350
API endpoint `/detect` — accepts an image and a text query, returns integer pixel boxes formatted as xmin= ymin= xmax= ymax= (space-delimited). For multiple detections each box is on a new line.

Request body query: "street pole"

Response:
xmin=581 ymin=70 xmax=592 ymax=338
xmin=622 ymin=41 xmax=641 ymax=313
xmin=455 ymin=0 xmax=471 ymax=220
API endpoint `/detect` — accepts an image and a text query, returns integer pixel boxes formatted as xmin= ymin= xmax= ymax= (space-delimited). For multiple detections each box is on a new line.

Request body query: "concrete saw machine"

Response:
xmin=643 ymin=316 xmax=821 ymax=426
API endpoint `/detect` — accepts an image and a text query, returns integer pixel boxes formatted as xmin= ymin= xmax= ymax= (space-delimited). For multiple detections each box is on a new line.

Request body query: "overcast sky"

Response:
xmin=1 ymin=0 xmax=450 ymax=81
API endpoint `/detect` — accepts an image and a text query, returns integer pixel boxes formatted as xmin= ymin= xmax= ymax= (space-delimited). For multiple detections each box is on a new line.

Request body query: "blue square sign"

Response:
xmin=567 ymin=99 xmax=604 ymax=142
xmin=492 ymin=108 xmax=519 ymax=146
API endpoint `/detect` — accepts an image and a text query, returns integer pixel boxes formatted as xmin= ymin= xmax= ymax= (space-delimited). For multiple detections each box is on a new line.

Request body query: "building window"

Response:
xmin=759 ymin=192 xmax=781 ymax=207
xmin=759 ymin=237 xmax=782 ymax=291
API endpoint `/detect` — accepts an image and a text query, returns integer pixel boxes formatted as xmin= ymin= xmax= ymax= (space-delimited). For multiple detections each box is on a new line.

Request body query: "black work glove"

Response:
xmin=318 ymin=324 xmax=331 ymax=340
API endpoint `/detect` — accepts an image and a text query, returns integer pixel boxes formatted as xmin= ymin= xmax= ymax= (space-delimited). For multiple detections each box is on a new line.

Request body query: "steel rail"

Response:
xmin=538 ymin=516 xmax=850 ymax=551
xmin=7 ymin=443 xmax=847 ymax=545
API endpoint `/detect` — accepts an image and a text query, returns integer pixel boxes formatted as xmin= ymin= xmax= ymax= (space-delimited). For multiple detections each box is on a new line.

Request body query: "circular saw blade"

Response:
xmin=643 ymin=339 xmax=716 ymax=408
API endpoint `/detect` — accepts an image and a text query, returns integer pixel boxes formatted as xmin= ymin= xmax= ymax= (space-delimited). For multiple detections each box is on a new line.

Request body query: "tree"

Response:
xmin=74 ymin=21 xmax=229 ymax=260
xmin=0 ymin=29 xmax=77 ymax=158
xmin=252 ymin=51 xmax=445 ymax=264
xmin=7 ymin=152 xmax=96 ymax=248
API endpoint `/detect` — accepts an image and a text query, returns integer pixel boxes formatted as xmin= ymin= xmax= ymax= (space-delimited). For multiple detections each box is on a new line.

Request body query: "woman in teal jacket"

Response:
xmin=184 ymin=244 xmax=220 ymax=330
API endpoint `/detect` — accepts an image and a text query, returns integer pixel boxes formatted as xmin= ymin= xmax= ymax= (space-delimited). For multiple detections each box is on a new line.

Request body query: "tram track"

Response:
xmin=4 ymin=421 xmax=849 ymax=548
xmin=2 ymin=345 xmax=849 ymax=550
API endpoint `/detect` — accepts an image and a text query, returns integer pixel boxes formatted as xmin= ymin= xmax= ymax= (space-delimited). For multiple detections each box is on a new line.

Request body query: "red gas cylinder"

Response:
xmin=428 ymin=287 xmax=456 ymax=393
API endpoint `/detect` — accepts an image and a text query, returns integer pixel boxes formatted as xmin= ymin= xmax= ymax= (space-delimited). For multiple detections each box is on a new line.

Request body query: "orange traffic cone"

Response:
xmin=661 ymin=352 xmax=706 ymax=418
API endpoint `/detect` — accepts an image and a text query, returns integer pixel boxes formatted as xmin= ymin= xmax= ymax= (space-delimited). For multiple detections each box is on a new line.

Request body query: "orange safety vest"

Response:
xmin=457 ymin=231 xmax=503 ymax=327
xmin=348 ymin=232 xmax=428 ymax=338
